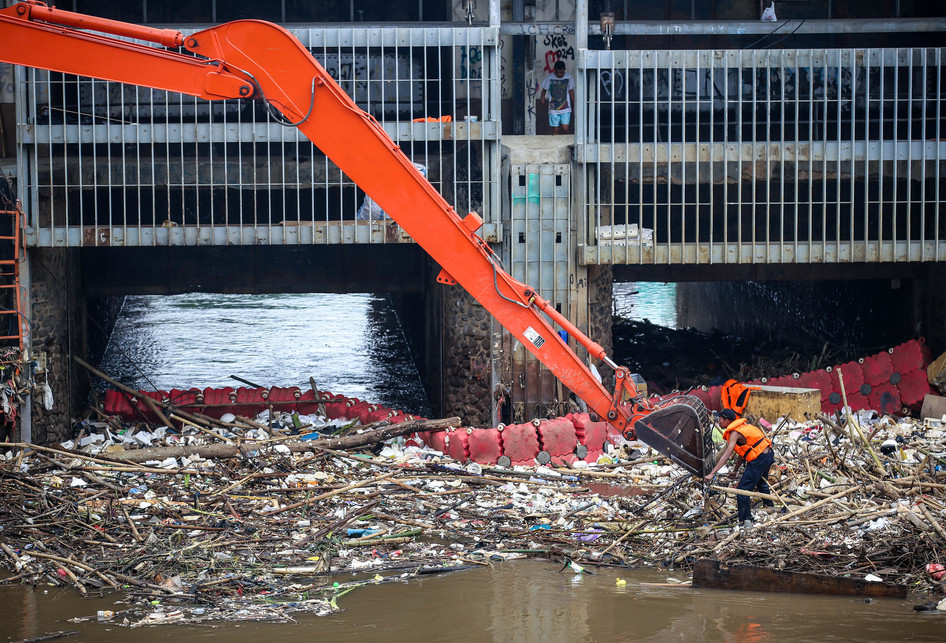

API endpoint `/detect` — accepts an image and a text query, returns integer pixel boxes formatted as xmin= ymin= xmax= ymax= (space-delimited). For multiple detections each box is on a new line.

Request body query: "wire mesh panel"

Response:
xmin=579 ymin=48 xmax=946 ymax=265
xmin=17 ymin=25 xmax=500 ymax=248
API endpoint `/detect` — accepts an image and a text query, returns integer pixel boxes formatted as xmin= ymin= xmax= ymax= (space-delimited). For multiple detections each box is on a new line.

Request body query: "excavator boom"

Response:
xmin=0 ymin=1 xmax=712 ymax=474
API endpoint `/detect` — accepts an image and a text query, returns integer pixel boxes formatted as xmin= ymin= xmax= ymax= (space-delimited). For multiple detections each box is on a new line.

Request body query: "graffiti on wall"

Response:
xmin=528 ymin=33 xmax=576 ymax=133
xmin=459 ymin=45 xmax=483 ymax=80
xmin=0 ymin=63 xmax=14 ymax=103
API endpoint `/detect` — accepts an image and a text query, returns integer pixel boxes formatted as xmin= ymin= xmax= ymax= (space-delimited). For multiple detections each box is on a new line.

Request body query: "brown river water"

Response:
xmin=2 ymin=561 xmax=943 ymax=642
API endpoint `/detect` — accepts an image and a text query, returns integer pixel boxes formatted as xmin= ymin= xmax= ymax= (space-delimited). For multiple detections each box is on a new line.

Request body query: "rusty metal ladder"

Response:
xmin=0 ymin=201 xmax=24 ymax=352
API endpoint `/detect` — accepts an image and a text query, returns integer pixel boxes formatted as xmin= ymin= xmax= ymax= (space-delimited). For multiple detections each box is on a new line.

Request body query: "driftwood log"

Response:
xmin=97 ymin=416 xmax=460 ymax=463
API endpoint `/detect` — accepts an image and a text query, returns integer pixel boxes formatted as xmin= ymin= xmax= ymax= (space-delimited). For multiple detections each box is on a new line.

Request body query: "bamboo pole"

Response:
xmin=918 ymin=502 xmax=946 ymax=541
xmin=835 ymin=367 xmax=885 ymax=473
xmin=767 ymin=486 xmax=858 ymax=524
xmin=268 ymin=470 xmax=397 ymax=515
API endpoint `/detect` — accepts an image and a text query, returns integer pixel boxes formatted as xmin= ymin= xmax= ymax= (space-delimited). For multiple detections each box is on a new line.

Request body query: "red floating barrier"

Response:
xmin=868 ymin=383 xmax=901 ymax=415
xmin=468 ymin=428 xmax=503 ymax=464
xmin=821 ymin=397 xmax=839 ymax=415
xmin=404 ymin=433 xmax=427 ymax=448
xmin=687 ymin=387 xmax=712 ymax=409
xmin=167 ymin=388 xmax=199 ymax=407
xmin=829 ymin=362 xmax=864 ymax=394
xmin=268 ymin=386 xmax=301 ymax=404
xmin=410 ymin=431 xmax=431 ymax=447
xmin=103 ymin=389 xmax=135 ymax=418
xmin=344 ymin=400 xmax=373 ymax=424
xmin=232 ymin=387 xmax=266 ymax=418
xmin=536 ymin=418 xmax=577 ymax=457
xmin=861 ymin=352 xmax=894 ymax=386
xmin=569 ymin=413 xmax=608 ymax=452
xmin=427 ymin=430 xmax=448 ymax=453
xmin=295 ymin=389 xmax=320 ymax=415
xmin=364 ymin=407 xmax=394 ymax=424
xmin=705 ymin=386 xmax=723 ymax=412
xmin=443 ymin=429 xmax=471 ymax=463
xmin=321 ymin=393 xmax=352 ymax=419
xmin=898 ymin=369 xmax=935 ymax=408
xmin=501 ymin=423 xmax=541 ymax=465
xmin=890 ymin=339 xmax=929 ymax=375
xmin=796 ymin=370 xmax=832 ymax=399
xmin=387 ymin=411 xmax=421 ymax=424
xmin=202 ymin=387 xmax=234 ymax=416
xmin=844 ymin=391 xmax=870 ymax=411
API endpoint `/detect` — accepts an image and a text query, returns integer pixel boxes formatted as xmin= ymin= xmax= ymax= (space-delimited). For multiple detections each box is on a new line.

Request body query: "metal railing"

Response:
xmin=17 ymin=25 xmax=501 ymax=247
xmin=579 ymin=47 xmax=946 ymax=264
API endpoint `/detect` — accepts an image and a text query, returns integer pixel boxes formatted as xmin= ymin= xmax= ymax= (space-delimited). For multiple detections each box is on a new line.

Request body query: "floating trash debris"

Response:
xmin=3 ymin=358 xmax=946 ymax=625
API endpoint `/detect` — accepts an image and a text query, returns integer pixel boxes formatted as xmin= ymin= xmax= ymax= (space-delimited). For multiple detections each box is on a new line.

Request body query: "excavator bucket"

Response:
xmin=634 ymin=395 xmax=715 ymax=477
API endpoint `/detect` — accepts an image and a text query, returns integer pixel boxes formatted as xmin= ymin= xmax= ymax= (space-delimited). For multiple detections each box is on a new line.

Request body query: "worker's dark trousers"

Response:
xmin=736 ymin=450 xmax=775 ymax=522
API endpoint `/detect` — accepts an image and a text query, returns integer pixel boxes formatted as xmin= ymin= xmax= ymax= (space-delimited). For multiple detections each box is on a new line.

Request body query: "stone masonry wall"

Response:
xmin=587 ymin=265 xmax=614 ymax=392
xmin=28 ymin=248 xmax=81 ymax=445
xmin=440 ymin=285 xmax=492 ymax=427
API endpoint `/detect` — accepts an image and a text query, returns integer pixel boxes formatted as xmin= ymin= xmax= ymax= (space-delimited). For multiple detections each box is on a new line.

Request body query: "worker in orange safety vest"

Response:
xmin=720 ymin=379 xmax=757 ymax=416
xmin=704 ymin=408 xmax=775 ymax=527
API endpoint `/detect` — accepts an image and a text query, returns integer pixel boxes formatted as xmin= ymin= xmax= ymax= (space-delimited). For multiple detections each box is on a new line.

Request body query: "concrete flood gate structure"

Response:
xmin=19 ymin=137 xmax=609 ymax=441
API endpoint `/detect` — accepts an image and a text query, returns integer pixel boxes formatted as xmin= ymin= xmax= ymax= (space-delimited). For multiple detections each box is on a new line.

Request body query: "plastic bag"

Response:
xmin=761 ymin=2 xmax=777 ymax=22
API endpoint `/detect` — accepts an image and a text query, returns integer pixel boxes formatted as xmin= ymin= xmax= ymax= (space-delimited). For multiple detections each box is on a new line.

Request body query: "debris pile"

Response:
xmin=2 ymin=387 xmax=946 ymax=625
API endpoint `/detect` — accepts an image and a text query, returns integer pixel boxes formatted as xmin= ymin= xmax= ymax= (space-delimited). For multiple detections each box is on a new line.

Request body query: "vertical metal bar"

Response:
xmin=906 ymin=48 xmax=914 ymax=260
xmin=751 ymin=50 xmax=758 ymax=263
xmin=777 ymin=50 xmax=785 ymax=261
xmin=848 ymin=49 xmax=856 ymax=260
xmin=786 ymin=50 xmax=796 ymax=263
xmin=680 ymin=58 xmax=687 ymax=262
xmin=810 ymin=49 xmax=817 ymax=262
xmin=737 ymin=51 xmax=744 ymax=262
xmin=693 ymin=52 xmax=700 ymax=264
xmin=667 ymin=53 xmax=686 ymax=261
xmin=45 ymin=71 xmax=56 ymax=246
xmin=919 ymin=48 xmax=927 ymax=259
xmin=652 ymin=51 xmax=658 ymax=265
xmin=638 ymin=52 xmax=644 ymax=266
xmin=723 ymin=55 xmax=730 ymax=261
xmin=893 ymin=48 xmax=900 ymax=261
xmin=451 ymin=29 xmax=458 ymax=220
xmin=92 ymin=77 xmax=100 ymax=247
xmin=877 ymin=49 xmax=887 ymax=261
xmin=864 ymin=49 xmax=870 ymax=262
xmin=837 ymin=53 xmax=845 ymax=262
xmin=936 ymin=48 xmax=942 ymax=262
xmin=575 ymin=0 xmax=587 ymax=144
xmin=820 ymin=50 xmax=827 ymax=262
xmin=119 ymin=84 xmax=127 ymax=245
xmin=709 ymin=54 xmax=716 ymax=264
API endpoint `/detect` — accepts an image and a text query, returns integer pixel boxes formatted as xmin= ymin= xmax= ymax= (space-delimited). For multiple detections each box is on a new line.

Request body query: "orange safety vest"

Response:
xmin=723 ymin=418 xmax=772 ymax=462
xmin=721 ymin=379 xmax=755 ymax=416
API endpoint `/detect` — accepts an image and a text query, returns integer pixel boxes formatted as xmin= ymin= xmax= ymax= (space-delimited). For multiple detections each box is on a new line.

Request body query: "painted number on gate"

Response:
xmin=523 ymin=326 xmax=545 ymax=349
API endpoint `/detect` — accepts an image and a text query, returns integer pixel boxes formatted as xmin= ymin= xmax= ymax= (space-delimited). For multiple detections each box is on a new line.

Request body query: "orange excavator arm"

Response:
xmin=0 ymin=2 xmax=712 ymax=473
